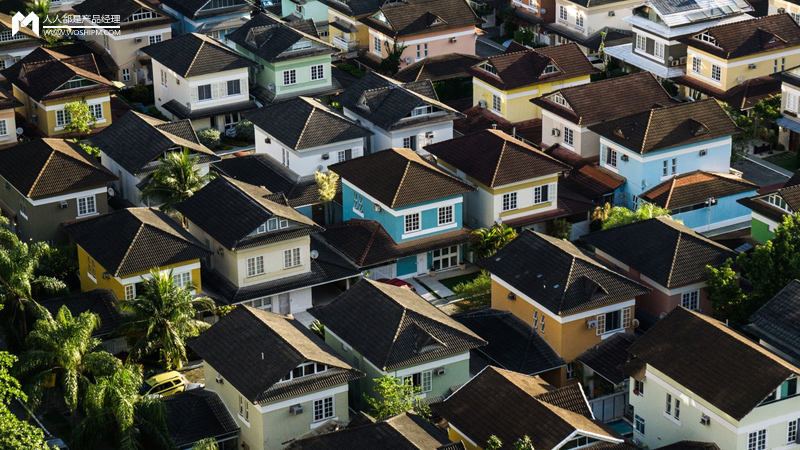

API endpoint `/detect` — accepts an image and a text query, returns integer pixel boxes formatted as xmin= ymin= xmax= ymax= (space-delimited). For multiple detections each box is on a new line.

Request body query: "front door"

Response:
xmin=278 ymin=293 xmax=290 ymax=315
xmin=790 ymin=130 xmax=799 ymax=154
xmin=416 ymin=253 xmax=427 ymax=275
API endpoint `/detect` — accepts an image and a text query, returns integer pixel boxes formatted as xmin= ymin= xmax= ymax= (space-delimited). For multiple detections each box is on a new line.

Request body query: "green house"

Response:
xmin=738 ymin=173 xmax=800 ymax=243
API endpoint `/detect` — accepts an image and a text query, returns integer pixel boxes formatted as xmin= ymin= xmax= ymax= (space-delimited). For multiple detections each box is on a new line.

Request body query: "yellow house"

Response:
xmin=1 ymin=47 xmax=116 ymax=137
xmin=62 ymin=208 xmax=210 ymax=301
xmin=468 ymin=42 xmax=598 ymax=122
xmin=320 ymin=0 xmax=379 ymax=53
xmin=479 ymin=230 xmax=650 ymax=387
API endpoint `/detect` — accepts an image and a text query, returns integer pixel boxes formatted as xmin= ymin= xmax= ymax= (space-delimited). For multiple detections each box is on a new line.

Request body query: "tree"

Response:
xmin=197 ymin=128 xmax=221 ymax=149
xmin=705 ymin=259 xmax=748 ymax=328
xmin=0 ymin=351 xmax=53 ymax=450
xmin=121 ymin=269 xmax=214 ymax=370
xmin=139 ymin=149 xmax=215 ymax=217
xmin=486 ymin=436 xmax=503 ymax=450
xmin=379 ymin=40 xmax=409 ymax=77
xmin=315 ymin=170 xmax=339 ymax=225
xmin=452 ymin=271 xmax=491 ymax=312
xmin=234 ymin=119 xmax=255 ymax=142
xmin=24 ymin=0 xmax=61 ymax=46
xmin=364 ymin=374 xmax=431 ymax=421
xmin=547 ymin=218 xmax=572 ymax=240
xmin=513 ymin=27 xmax=535 ymax=46
xmin=469 ymin=223 xmax=518 ymax=259
xmin=72 ymin=364 xmax=173 ymax=450
xmin=512 ymin=436 xmax=535 ymax=450
xmin=192 ymin=438 xmax=219 ymax=450
xmin=601 ymin=203 xmax=676 ymax=230
xmin=63 ymin=101 xmax=97 ymax=139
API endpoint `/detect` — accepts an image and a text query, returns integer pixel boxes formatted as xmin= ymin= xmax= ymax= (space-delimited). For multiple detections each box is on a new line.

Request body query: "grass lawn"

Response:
xmin=764 ymin=152 xmax=800 ymax=173
xmin=439 ymin=272 xmax=481 ymax=291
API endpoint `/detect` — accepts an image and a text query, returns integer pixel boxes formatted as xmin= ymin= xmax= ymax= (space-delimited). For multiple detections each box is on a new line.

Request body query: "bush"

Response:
xmin=130 ymin=84 xmax=152 ymax=103
xmin=146 ymin=106 xmax=169 ymax=121
xmin=234 ymin=119 xmax=255 ymax=142
xmin=337 ymin=63 xmax=366 ymax=79
xmin=197 ymin=128 xmax=221 ymax=149
xmin=452 ymin=271 xmax=491 ymax=313
xmin=34 ymin=243 xmax=80 ymax=294
xmin=547 ymin=218 xmax=572 ymax=240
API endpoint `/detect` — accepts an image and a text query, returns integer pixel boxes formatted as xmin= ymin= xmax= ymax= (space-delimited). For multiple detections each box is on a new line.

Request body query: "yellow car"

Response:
xmin=140 ymin=371 xmax=188 ymax=397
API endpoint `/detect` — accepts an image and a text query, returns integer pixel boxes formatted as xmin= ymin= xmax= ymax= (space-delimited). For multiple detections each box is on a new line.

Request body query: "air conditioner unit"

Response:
xmin=478 ymin=99 xmax=487 ymax=108
xmin=699 ymin=149 xmax=707 ymax=156
xmin=778 ymin=7 xmax=786 ymax=13
xmin=631 ymin=318 xmax=640 ymax=328
xmin=608 ymin=11 xmax=615 ymax=16
xmin=749 ymin=63 xmax=757 ymax=69
xmin=679 ymin=56 xmax=686 ymax=65
xmin=507 ymin=292 xmax=516 ymax=300
xmin=450 ymin=37 xmax=457 ymax=43
xmin=587 ymin=319 xmax=598 ymax=329
xmin=671 ymin=60 xmax=680 ymax=67
xmin=321 ymin=153 xmax=330 ymax=160
xmin=59 ymin=201 xmax=68 ymax=209
xmin=700 ymin=414 xmax=711 ymax=426
xmin=135 ymin=37 xmax=142 ymax=43
xmin=289 ymin=404 xmax=303 ymax=415
xmin=435 ymin=368 xmax=446 ymax=376
xmin=620 ymin=154 xmax=629 ymax=162
xmin=551 ymin=128 xmax=561 ymax=137
xmin=425 ymin=131 xmax=434 ymax=139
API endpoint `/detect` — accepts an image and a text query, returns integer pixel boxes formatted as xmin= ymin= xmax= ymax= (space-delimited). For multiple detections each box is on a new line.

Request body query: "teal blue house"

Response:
xmin=322 ymin=148 xmax=475 ymax=279
xmin=160 ymin=0 xmax=252 ymax=40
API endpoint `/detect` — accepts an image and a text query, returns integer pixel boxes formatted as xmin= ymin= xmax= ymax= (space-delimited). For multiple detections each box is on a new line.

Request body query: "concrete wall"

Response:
xmin=541 ymin=110 xmax=600 ymax=158
xmin=233 ymin=46 xmax=332 ymax=99
xmin=12 ymin=87 xmax=112 ymax=137
xmin=282 ymin=0 xmax=330 ymax=25
xmin=342 ymin=108 xmax=455 ymax=154
xmin=553 ymin=0 xmax=636 ymax=39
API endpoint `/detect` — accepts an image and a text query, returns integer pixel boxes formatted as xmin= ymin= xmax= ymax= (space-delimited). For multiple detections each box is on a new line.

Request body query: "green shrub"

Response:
xmin=146 ymin=106 xmax=169 ymax=121
xmin=337 ymin=63 xmax=366 ymax=79
xmin=198 ymin=128 xmax=221 ymax=149
xmin=234 ymin=119 xmax=255 ymax=142
xmin=130 ymin=84 xmax=152 ymax=103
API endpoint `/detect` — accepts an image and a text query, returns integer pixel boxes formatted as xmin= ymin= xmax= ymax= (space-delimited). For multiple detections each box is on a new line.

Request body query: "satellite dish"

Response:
xmin=107 ymin=187 xmax=115 ymax=197
xmin=15 ymin=127 xmax=22 ymax=135
xmin=404 ymin=56 xmax=412 ymax=63
xmin=317 ymin=165 xmax=324 ymax=172
xmin=310 ymin=250 xmax=319 ymax=259
xmin=268 ymin=83 xmax=275 ymax=92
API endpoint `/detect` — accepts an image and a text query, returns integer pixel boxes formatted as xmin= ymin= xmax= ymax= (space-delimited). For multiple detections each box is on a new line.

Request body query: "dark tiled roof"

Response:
xmin=360 ymin=0 xmax=481 ymax=39
xmin=426 ymin=129 xmax=570 ymax=188
xmin=189 ymin=306 xmax=363 ymax=404
xmin=675 ymin=75 xmax=781 ymax=111
xmin=563 ymin=163 xmax=627 ymax=200
xmin=175 ymin=176 xmax=321 ymax=251
xmin=532 ymin=72 xmax=675 ymax=126
xmin=453 ymin=308 xmax=564 ymax=375
xmin=37 ymin=42 xmax=118 ymax=74
xmin=747 ymin=279 xmax=800 ymax=362
xmin=227 ymin=13 xmax=336 ymax=63
xmin=161 ymin=98 xmax=258 ymax=121
xmin=162 ymin=389 xmax=239 ymax=447
xmin=141 ymin=32 xmax=256 ymax=77
xmin=468 ymin=43 xmax=598 ymax=91
xmin=395 ymin=53 xmax=484 ymax=83
xmin=317 ymin=0 xmax=382 ymax=18
xmin=160 ymin=0 xmax=253 ymax=19
xmin=543 ymin=24 xmax=632 ymax=52
xmin=0 ymin=139 xmax=116 ymax=200
xmin=311 ymin=279 xmax=486 ymax=370
xmin=329 ymin=148 xmax=474 ymax=208
xmin=432 ymin=367 xmax=624 ymax=450
xmin=246 ymin=97 xmax=372 ymax=150
xmin=40 ymin=290 xmax=123 ymax=338
xmin=588 ymin=99 xmax=740 ymax=155
xmin=0 ymin=86 xmax=22 ymax=111
xmin=91 ymin=111 xmax=218 ymax=175
xmin=640 ymin=171 xmax=756 ymax=209
xmin=627 ymin=307 xmax=800 ymax=421
xmin=0 ymin=13 xmax=42 ymax=42
xmin=74 ymin=0 xmax=175 ymax=30
xmin=453 ymin=106 xmax=512 ymax=136
xmin=582 ymin=217 xmax=735 ymax=288
xmin=576 ymin=333 xmax=637 ymax=385
xmin=658 ymin=442 xmax=721 ymax=450
xmin=685 ymin=14 xmax=800 ymax=60
xmin=479 ymin=231 xmax=649 ymax=316
xmin=62 ymin=208 xmax=211 ymax=278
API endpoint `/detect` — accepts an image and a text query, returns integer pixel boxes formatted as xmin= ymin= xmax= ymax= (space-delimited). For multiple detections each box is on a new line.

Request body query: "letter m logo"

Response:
xmin=12 ymin=12 xmax=39 ymax=37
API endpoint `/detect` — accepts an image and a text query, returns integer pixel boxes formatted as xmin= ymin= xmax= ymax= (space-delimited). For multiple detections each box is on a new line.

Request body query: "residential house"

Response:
xmin=532 ymin=72 xmax=676 ymax=159
xmin=246 ymin=96 xmax=373 ymax=176
xmin=74 ymin=0 xmax=176 ymax=86
xmin=541 ymin=0 xmax=637 ymax=61
xmin=227 ymin=14 xmax=341 ymax=106
xmin=603 ymin=0 xmax=754 ymax=79
xmin=143 ymin=33 xmax=258 ymax=133
xmin=624 ymin=306 xmax=800 ymax=450
xmin=360 ymin=0 xmax=481 ymax=68
xmin=175 ymin=176 xmax=361 ymax=318
xmin=426 ymin=129 xmax=594 ymax=233
xmin=0 ymin=86 xmax=21 ymax=147
xmin=311 ymin=279 xmax=487 ymax=408
xmin=160 ymin=0 xmax=253 ymax=40
xmin=588 ymin=99 xmax=741 ymax=210
xmin=317 ymin=0 xmax=382 ymax=55
xmin=582 ymin=217 xmax=737 ymax=322
xmin=336 ymin=72 xmax=465 ymax=153
xmin=40 ymin=290 xmax=127 ymax=355
xmin=61 ymin=207 xmax=211 ymax=300
xmin=281 ymin=0 xmax=331 ymax=28
xmin=0 ymin=139 xmax=116 ymax=244
xmin=163 ymin=389 xmax=240 ymax=450
xmin=747 ymin=279 xmax=800 ymax=365
xmin=738 ymin=172 xmax=800 ymax=243
xmin=394 ymin=53 xmax=484 ymax=84
xmin=776 ymin=64 xmax=800 ymax=154
xmin=190 ymin=306 xmax=364 ymax=450
xmin=658 ymin=443 xmax=721 ymax=450
xmin=90 ymin=111 xmax=220 ymax=207
xmin=469 ymin=42 xmax=598 ymax=122
xmin=323 ymin=148 xmax=475 ymax=279
xmin=0 ymin=12 xmax=45 ymax=74
xmin=1 ymin=47 xmax=117 ymax=137
xmin=675 ymin=14 xmax=800 ymax=106
xmin=769 ymin=0 xmax=800 ymax=22
xmin=576 ymin=333 xmax=636 ymax=421
xmin=432 ymin=366 xmax=636 ymax=450
xmin=479 ymin=230 xmax=649 ymax=387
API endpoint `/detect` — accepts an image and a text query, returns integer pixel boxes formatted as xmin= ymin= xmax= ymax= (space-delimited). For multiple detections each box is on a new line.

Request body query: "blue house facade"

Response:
xmin=160 ymin=0 xmax=252 ymax=40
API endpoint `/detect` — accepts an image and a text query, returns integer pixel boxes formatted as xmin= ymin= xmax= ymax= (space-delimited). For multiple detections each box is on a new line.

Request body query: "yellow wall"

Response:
xmin=687 ymin=45 xmax=800 ymax=91
xmin=326 ymin=11 xmax=370 ymax=48
xmin=11 ymin=86 xmax=112 ymax=137
xmin=472 ymin=75 xmax=591 ymax=122
xmin=448 ymin=427 xmax=481 ymax=450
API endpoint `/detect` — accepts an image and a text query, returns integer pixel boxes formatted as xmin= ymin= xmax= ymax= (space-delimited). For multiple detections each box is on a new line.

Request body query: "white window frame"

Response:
xmin=402 ymin=370 xmax=433 ymax=392
xmin=160 ymin=69 xmax=167 ymax=87
xmin=786 ymin=92 xmax=799 ymax=113
xmin=748 ymin=429 xmax=766 ymax=450
xmin=636 ymin=34 xmax=646 ymax=51
xmin=172 ymin=271 xmax=191 ymax=289
xmin=533 ymin=184 xmax=549 ymax=204
xmin=788 ymin=419 xmax=799 ymax=444
xmin=432 ymin=245 xmax=459 ymax=271
xmin=576 ymin=12 xmax=584 ymax=27
xmin=56 ymin=109 xmax=71 ymax=127
xmin=283 ymin=247 xmax=301 ymax=269
xmin=283 ymin=69 xmax=297 ymax=86
xmin=122 ymin=68 xmax=130 ymax=81
xmin=566 ymin=362 xmax=575 ymax=379
xmin=313 ymin=396 xmax=334 ymax=422
xmin=654 ymin=41 xmax=665 ymax=58
xmin=492 ymin=94 xmax=501 ymax=113
xmin=239 ymin=395 xmax=249 ymax=422
xmin=711 ymin=64 xmax=721 ymax=82
xmin=197 ymin=84 xmax=212 ymax=101
xmin=149 ymin=34 xmax=162 ymax=45
xmin=559 ymin=5 xmax=567 ymax=20
xmin=311 ymin=64 xmax=324 ymax=81
xmin=563 ymin=127 xmax=574 ymax=147
xmin=605 ymin=147 xmax=617 ymax=168
xmin=438 ymin=205 xmax=454 ymax=226
xmin=404 ymin=213 xmax=421 ymax=233
xmin=374 ymin=36 xmax=382 ymax=56
xmin=0 ymin=119 xmax=6 ymax=136
xmin=90 ymin=103 xmax=103 ymax=120
xmin=681 ymin=290 xmax=699 ymax=310
xmin=246 ymin=256 xmax=265 ymax=277
xmin=77 ymin=196 xmax=96 ymax=217
xmin=502 ymin=192 xmax=517 ymax=212
xmin=634 ymin=415 xmax=645 ymax=435
xmin=125 ymin=284 xmax=135 ymax=300
xmin=226 ymin=79 xmax=241 ymax=96
xmin=692 ymin=57 xmax=702 ymax=74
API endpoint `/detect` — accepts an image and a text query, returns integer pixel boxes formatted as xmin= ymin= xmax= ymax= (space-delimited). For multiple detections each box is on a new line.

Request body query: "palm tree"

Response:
xmin=469 ymin=223 xmax=518 ymax=259
xmin=315 ymin=170 xmax=339 ymax=225
xmin=601 ymin=203 xmax=676 ymax=230
xmin=72 ymin=364 xmax=173 ymax=450
xmin=139 ymin=149 xmax=215 ymax=218
xmin=13 ymin=306 xmax=121 ymax=412
xmin=121 ymin=269 xmax=214 ymax=370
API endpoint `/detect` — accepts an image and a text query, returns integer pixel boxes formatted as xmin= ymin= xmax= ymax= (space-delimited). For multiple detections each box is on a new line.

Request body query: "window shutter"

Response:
xmin=212 ymin=83 xmax=219 ymax=99
xmin=599 ymin=145 xmax=605 ymax=165
xmin=219 ymin=81 xmax=227 ymax=97
xmin=190 ymin=88 xmax=197 ymax=103
xmin=548 ymin=182 xmax=557 ymax=202
xmin=352 ymin=147 xmax=361 ymax=158
xmin=596 ymin=313 xmax=605 ymax=336
xmin=242 ymin=78 xmax=248 ymax=96
xmin=622 ymin=307 xmax=632 ymax=329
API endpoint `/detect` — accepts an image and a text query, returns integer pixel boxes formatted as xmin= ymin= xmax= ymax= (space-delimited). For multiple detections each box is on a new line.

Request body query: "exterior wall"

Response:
xmin=779 ymin=80 xmax=800 ymax=152
xmin=686 ymin=46 xmax=800 ymax=92
xmin=367 ymin=27 xmax=477 ymax=67
xmin=342 ymin=108 xmax=455 ymax=154
xmin=12 ymin=86 xmax=112 ymax=137
xmin=253 ymin=125 xmax=365 ymax=177
xmin=83 ymin=22 xmax=172 ymax=85
xmin=553 ymin=0 xmax=636 ymax=40
xmin=326 ymin=9 xmax=371 ymax=52
xmin=472 ymin=75 xmax=592 ymax=122
xmin=541 ymin=110 xmax=600 ymax=158
xmin=233 ymin=47 xmax=332 ymax=99
xmin=0 ymin=109 xmax=18 ymax=147
xmin=751 ymin=211 xmax=781 ymax=243
xmin=0 ymin=42 xmax=40 ymax=75
xmin=673 ymin=189 xmax=756 ymax=232
xmin=282 ymin=0 xmax=330 ymax=24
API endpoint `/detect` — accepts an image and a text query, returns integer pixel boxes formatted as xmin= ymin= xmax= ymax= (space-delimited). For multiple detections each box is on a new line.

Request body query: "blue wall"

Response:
xmin=397 ymin=256 xmax=417 ymax=277
xmin=673 ymin=189 xmax=756 ymax=230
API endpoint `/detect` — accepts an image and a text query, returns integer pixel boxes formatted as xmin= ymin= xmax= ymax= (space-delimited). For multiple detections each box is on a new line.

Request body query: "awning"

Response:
xmin=777 ymin=117 xmax=800 ymax=135
xmin=329 ymin=20 xmax=358 ymax=34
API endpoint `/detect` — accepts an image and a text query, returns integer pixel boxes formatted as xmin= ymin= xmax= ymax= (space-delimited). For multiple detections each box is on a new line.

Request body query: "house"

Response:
xmin=189 ymin=306 xmax=364 ymax=450
xmin=142 ymin=33 xmax=258 ymax=133
xmin=0 ymin=12 xmax=46 ymax=74
xmin=624 ymin=306 xmax=800 ymax=450
xmin=469 ymin=43 xmax=598 ymax=123
xmin=1 ymin=47 xmax=117 ymax=137
xmin=576 ymin=333 xmax=636 ymax=421
xmin=73 ymin=0 xmax=176 ymax=86
xmin=317 ymin=0 xmax=382 ymax=54
xmin=587 ymin=99 xmax=741 ymax=210
xmin=532 ymin=72 xmax=676 ymax=159
xmin=583 ymin=217 xmax=736 ymax=322
xmin=0 ymin=139 xmax=116 ymax=244
xmin=310 ymin=278 xmax=487 ymax=408
xmin=61 ymin=207 xmax=211 ymax=300
xmin=426 ymin=129 xmax=595 ymax=233
xmin=336 ymin=72 xmax=465 ymax=153
xmin=776 ymin=64 xmax=800 ymax=154
xmin=246 ymin=96 xmax=373 ymax=176
xmin=394 ymin=53 xmax=484 ymax=84
xmin=40 ymin=290 xmax=127 ymax=355
xmin=323 ymin=148 xmax=475 ymax=279
xmin=769 ymin=0 xmax=800 ymax=22
xmin=674 ymin=14 xmax=800 ymax=105
xmin=431 ymin=366 xmax=636 ymax=450
xmin=738 ymin=172 xmax=800 ymax=242
xmin=163 ymin=389 xmax=239 ymax=450
xmin=603 ymin=0 xmax=754 ymax=79
xmin=175 ymin=176 xmax=361 ymax=318
xmin=541 ymin=0 xmax=637 ymax=60
xmin=90 ymin=111 xmax=220 ymax=207
xmin=281 ymin=0 xmax=330 ymax=28
xmin=360 ymin=0 xmax=481 ymax=68
xmin=478 ymin=230 xmax=650 ymax=387
xmin=226 ymin=14 xmax=341 ymax=106
xmin=746 ymin=279 xmax=800 ymax=365
xmin=159 ymin=0 xmax=253 ymax=40
xmin=0 ymin=86 xmax=21 ymax=147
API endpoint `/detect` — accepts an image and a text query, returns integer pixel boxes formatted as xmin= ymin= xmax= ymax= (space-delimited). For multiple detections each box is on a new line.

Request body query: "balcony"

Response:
xmin=332 ymin=35 xmax=360 ymax=52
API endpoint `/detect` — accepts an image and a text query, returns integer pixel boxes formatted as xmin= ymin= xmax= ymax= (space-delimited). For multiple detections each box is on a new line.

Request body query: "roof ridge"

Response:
xmin=390 ymin=158 xmax=413 ymax=208
xmin=640 ymin=108 xmax=656 ymax=153
xmin=115 ymin=220 xmax=146 ymax=277
xmin=358 ymin=222 xmax=382 ymax=266
xmin=666 ymin=229 xmax=682 ymax=288
xmin=382 ymin=301 xmax=408 ymax=370
xmin=184 ymin=39 xmax=205 ymax=77
xmin=296 ymin=106 xmax=318 ymax=148
xmin=490 ymin=138 xmax=507 ymax=187
xmin=27 ymin=145 xmax=57 ymax=197
xmin=414 ymin=58 xmax=427 ymax=82
xmin=663 ymin=176 xmax=677 ymax=208
xmin=559 ymin=255 xmax=578 ymax=315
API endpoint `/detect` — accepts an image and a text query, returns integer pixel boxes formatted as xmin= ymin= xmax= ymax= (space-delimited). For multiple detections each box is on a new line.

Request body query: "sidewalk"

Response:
xmin=407 ymin=275 xmax=455 ymax=304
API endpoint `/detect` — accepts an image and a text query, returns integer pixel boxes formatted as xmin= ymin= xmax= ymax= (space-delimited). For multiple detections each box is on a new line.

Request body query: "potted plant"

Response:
xmin=458 ymin=260 xmax=466 ymax=270
xmin=429 ymin=266 xmax=436 ymax=277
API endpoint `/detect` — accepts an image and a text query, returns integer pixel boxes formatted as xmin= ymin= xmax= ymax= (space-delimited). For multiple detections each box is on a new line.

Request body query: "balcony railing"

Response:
xmin=332 ymin=35 xmax=360 ymax=52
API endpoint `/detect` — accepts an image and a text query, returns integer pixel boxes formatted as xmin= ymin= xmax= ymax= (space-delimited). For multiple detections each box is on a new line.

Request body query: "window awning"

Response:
xmin=777 ymin=117 xmax=800 ymax=135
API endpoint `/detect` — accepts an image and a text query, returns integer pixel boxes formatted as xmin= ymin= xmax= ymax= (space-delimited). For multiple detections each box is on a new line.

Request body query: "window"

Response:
xmin=596 ymin=307 xmax=631 ymax=335
xmin=404 ymin=213 xmax=420 ymax=233
xmin=748 ymin=429 xmax=766 ymax=450
xmin=296 ymin=4 xmax=303 ymax=14
xmin=311 ymin=64 xmax=324 ymax=80
xmin=438 ymin=206 xmax=453 ymax=225
xmin=122 ymin=68 xmax=130 ymax=81
xmin=77 ymin=196 xmax=96 ymax=216
xmin=0 ymin=119 xmax=7 ymax=137
xmin=502 ymin=192 xmax=517 ymax=211
xmin=173 ymin=272 xmax=191 ymax=289
xmin=662 ymin=160 xmax=668 ymax=176
xmin=634 ymin=415 xmax=645 ymax=435
xmin=246 ymin=256 xmax=264 ymax=277
xmin=410 ymin=105 xmax=433 ymax=117
xmin=654 ymin=41 xmax=665 ymax=58
xmin=313 ymin=397 xmax=334 ymax=422
xmin=56 ymin=77 xmax=96 ymax=91
xmin=636 ymin=34 xmax=646 ymax=51
xmin=675 ymin=398 xmax=680 ymax=419
xmin=766 ymin=194 xmax=791 ymax=212
xmin=576 ymin=12 xmax=584 ymax=27
xmin=551 ymin=93 xmax=568 ymax=108
xmin=423 ymin=43 xmax=428 ymax=57
xmin=605 ymin=147 xmax=617 ymax=168
xmin=692 ymin=57 xmax=702 ymax=74
xmin=283 ymin=69 xmax=297 ymax=85
xmin=403 ymin=136 xmax=416 ymax=150
xmin=353 ymin=193 xmax=363 ymax=212
xmin=788 ymin=419 xmax=799 ymax=443
xmin=533 ymin=184 xmax=549 ymax=204
xmin=149 ymin=34 xmax=162 ymax=44
xmin=402 ymin=371 xmax=433 ymax=392
xmin=56 ymin=110 xmax=71 ymax=127
xmin=243 ymin=296 xmax=272 ymax=310
xmin=125 ymin=284 xmax=135 ymax=300
xmin=338 ymin=149 xmax=352 ymax=162
xmin=559 ymin=5 xmax=567 ymax=20
xmin=634 ymin=379 xmax=644 ymax=396
xmin=566 ymin=362 xmax=575 ymax=380
xmin=125 ymin=9 xmax=154 ymax=22
xmin=281 ymin=362 xmax=329 ymax=382
xmin=90 ymin=104 xmax=103 ymax=120
xmin=671 ymin=158 xmax=677 ymax=175
xmin=786 ymin=92 xmax=799 ymax=113
xmin=227 ymin=79 xmax=241 ymax=95
xmin=374 ymin=36 xmax=382 ymax=55
xmin=711 ymin=64 xmax=721 ymax=82
xmin=479 ymin=62 xmax=497 ymax=75
xmin=533 ymin=311 xmax=539 ymax=328
xmin=681 ymin=290 xmax=699 ymax=310
xmin=160 ymin=69 xmax=167 ymax=87
xmin=543 ymin=63 xmax=559 ymax=75
xmin=239 ymin=395 xmax=249 ymax=421
xmin=283 ymin=248 xmax=301 ymax=268
xmin=198 ymin=84 xmax=212 ymax=101
xmin=665 ymin=393 xmax=672 ymax=415
xmin=431 ymin=246 xmax=458 ymax=271
xmin=564 ymin=127 xmax=574 ymax=146
xmin=416 ymin=44 xmax=421 ymax=58
xmin=492 ymin=94 xmax=501 ymax=113
xmin=792 ymin=12 xmax=800 ymax=24
xmin=540 ymin=315 xmax=545 ymax=332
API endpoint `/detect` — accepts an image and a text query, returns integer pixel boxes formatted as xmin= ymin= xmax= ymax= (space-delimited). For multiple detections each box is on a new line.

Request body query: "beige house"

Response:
xmin=0 ymin=13 xmax=45 ymax=75
xmin=0 ymin=86 xmax=21 ymax=147
xmin=542 ymin=0 xmax=638 ymax=60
